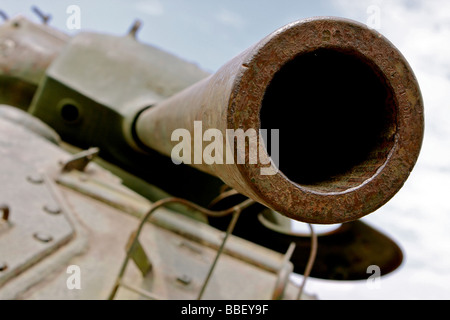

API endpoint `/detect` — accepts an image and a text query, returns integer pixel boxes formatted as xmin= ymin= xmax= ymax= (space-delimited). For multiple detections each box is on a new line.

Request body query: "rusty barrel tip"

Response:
xmin=134 ymin=17 xmax=424 ymax=224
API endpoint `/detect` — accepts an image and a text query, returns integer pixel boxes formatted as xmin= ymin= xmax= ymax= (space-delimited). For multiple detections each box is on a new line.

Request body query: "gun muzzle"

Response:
xmin=134 ymin=17 xmax=424 ymax=224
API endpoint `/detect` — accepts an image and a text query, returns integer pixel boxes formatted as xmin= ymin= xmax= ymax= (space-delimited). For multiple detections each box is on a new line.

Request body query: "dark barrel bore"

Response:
xmin=260 ymin=48 xmax=397 ymax=193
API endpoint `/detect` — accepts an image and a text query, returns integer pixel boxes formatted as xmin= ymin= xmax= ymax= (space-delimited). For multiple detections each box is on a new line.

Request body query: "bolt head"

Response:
xmin=43 ymin=204 xmax=62 ymax=215
xmin=33 ymin=232 xmax=53 ymax=243
xmin=0 ymin=262 xmax=7 ymax=272
xmin=177 ymin=274 xmax=192 ymax=285
xmin=27 ymin=174 xmax=44 ymax=184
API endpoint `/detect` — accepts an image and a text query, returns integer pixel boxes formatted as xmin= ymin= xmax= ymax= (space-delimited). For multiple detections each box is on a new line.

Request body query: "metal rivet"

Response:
xmin=43 ymin=204 xmax=62 ymax=215
xmin=33 ymin=232 xmax=53 ymax=243
xmin=178 ymin=241 xmax=203 ymax=255
xmin=177 ymin=274 xmax=192 ymax=285
xmin=27 ymin=174 xmax=44 ymax=184
xmin=0 ymin=262 xmax=7 ymax=272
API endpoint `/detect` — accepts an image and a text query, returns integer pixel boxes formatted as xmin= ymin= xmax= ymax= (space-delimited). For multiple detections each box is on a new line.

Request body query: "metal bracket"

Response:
xmin=31 ymin=6 xmax=51 ymax=25
xmin=0 ymin=205 xmax=9 ymax=222
xmin=126 ymin=230 xmax=153 ymax=277
xmin=272 ymin=242 xmax=296 ymax=300
xmin=128 ymin=20 xmax=142 ymax=39
xmin=61 ymin=147 xmax=99 ymax=172
xmin=108 ymin=197 xmax=254 ymax=300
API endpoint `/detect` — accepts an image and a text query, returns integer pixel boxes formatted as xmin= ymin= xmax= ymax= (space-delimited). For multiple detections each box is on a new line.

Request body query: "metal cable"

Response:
xmin=297 ymin=224 xmax=318 ymax=300
xmin=108 ymin=196 xmax=254 ymax=300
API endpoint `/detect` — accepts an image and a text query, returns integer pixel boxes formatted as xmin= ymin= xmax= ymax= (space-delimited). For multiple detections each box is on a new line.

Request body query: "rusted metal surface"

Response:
xmin=0 ymin=14 xmax=422 ymax=299
xmin=56 ymin=165 xmax=315 ymax=299
xmin=0 ymin=16 xmax=68 ymax=110
xmin=0 ymin=119 xmax=75 ymax=288
xmin=56 ymin=169 xmax=290 ymax=275
xmin=0 ymin=105 xmax=61 ymax=144
xmin=135 ymin=17 xmax=424 ymax=224
xmin=0 ymin=115 xmax=306 ymax=299
xmin=27 ymin=29 xmax=217 ymax=205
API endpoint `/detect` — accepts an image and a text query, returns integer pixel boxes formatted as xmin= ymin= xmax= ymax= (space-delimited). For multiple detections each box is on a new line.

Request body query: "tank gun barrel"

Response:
xmin=134 ymin=17 xmax=424 ymax=224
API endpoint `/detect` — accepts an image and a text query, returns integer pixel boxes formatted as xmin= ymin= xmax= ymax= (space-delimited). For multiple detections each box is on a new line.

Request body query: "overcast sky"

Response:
xmin=1 ymin=0 xmax=449 ymax=300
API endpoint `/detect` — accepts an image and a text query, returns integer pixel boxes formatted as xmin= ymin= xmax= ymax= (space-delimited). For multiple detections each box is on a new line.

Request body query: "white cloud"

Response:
xmin=333 ymin=0 xmax=450 ymax=162
xmin=135 ymin=0 xmax=164 ymax=16
xmin=216 ymin=8 xmax=245 ymax=29
xmin=323 ymin=0 xmax=450 ymax=299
